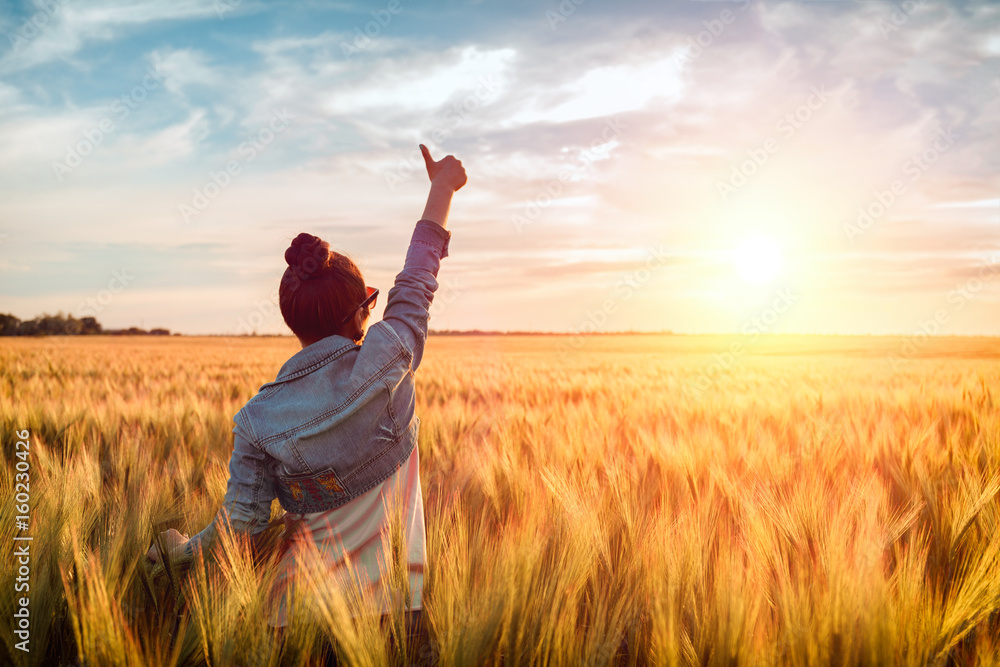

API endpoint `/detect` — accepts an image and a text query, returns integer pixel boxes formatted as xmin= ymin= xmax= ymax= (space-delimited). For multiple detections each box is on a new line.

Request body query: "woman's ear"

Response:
xmin=352 ymin=308 xmax=367 ymax=342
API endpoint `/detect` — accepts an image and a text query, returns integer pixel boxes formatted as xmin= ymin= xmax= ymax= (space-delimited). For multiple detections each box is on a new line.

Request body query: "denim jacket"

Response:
xmin=184 ymin=219 xmax=451 ymax=559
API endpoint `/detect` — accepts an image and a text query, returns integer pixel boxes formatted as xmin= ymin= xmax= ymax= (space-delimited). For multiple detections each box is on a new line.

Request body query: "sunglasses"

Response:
xmin=338 ymin=285 xmax=378 ymax=330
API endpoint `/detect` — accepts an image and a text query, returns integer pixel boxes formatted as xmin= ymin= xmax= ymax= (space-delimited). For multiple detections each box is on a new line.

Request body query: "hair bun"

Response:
xmin=285 ymin=233 xmax=330 ymax=281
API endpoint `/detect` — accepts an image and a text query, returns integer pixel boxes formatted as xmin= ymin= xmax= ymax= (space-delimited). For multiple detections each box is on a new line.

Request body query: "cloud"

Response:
xmin=1 ymin=0 xmax=999 ymax=333
xmin=932 ymin=198 xmax=1000 ymax=209
xmin=1 ymin=0 xmax=226 ymax=73
xmin=500 ymin=55 xmax=686 ymax=127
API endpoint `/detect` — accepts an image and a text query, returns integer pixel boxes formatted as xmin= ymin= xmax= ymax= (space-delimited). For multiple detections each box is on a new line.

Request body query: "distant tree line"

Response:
xmin=0 ymin=312 xmax=171 ymax=336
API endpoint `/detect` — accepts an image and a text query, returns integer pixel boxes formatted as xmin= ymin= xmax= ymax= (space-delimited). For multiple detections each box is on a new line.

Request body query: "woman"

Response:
xmin=147 ymin=144 xmax=467 ymax=658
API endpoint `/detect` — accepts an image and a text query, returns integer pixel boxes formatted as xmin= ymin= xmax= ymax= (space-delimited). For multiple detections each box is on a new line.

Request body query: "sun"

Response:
xmin=733 ymin=236 xmax=783 ymax=286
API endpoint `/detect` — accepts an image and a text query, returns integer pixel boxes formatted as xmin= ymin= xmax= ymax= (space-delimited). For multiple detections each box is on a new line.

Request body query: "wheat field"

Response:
xmin=1 ymin=334 xmax=998 ymax=666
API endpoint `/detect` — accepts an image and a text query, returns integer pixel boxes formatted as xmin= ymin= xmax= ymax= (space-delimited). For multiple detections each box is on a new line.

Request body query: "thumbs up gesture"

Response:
xmin=420 ymin=144 xmax=467 ymax=192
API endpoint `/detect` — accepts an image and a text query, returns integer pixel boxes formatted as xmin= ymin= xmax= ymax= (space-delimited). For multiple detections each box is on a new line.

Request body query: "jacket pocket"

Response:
xmin=274 ymin=466 xmax=350 ymax=514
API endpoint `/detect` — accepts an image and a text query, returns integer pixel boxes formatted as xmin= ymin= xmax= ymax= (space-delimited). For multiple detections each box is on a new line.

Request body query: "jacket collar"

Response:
xmin=270 ymin=334 xmax=359 ymax=385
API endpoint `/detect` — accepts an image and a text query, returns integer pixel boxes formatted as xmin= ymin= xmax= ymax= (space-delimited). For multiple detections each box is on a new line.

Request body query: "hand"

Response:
xmin=419 ymin=144 xmax=467 ymax=192
xmin=146 ymin=528 xmax=190 ymax=564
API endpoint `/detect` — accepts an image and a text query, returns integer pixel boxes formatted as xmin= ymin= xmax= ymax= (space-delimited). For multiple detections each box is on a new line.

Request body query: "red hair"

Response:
xmin=279 ymin=233 xmax=366 ymax=342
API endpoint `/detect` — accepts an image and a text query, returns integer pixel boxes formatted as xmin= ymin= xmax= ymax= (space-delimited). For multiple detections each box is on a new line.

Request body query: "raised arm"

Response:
xmin=377 ymin=145 xmax=466 ymax=372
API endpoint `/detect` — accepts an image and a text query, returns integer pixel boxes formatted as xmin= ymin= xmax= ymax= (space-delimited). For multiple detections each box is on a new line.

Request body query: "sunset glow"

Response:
xmin=0 ymin=1 xmax=996 ymax=335
xmin=733 ymin=236 xmax=783 ymax=286
xmin=2 ymin=3 xmax=999 ymax=663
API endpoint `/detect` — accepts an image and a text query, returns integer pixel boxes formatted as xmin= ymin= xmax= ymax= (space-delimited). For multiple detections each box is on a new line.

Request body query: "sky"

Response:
xmin=0 ymin=0 xmax=997 ymax=336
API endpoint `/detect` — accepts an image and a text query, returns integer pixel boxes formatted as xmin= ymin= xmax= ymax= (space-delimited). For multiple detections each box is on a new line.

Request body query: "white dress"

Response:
xmin=267 ymin=446 xmax=427 ymax=628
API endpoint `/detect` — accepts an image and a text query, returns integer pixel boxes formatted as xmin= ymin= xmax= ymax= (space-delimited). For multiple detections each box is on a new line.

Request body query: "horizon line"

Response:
xmin=135 ymin=330 xmax=1000 ymax=339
